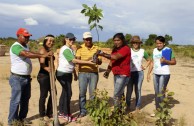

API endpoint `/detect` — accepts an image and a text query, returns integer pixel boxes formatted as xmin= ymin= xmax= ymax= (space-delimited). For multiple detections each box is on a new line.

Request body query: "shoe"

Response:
xmin=62 ymin=115 xmax=71 ymax=122
xmin=58 ymin=113 xmax=64 ymax=118
xmin=150 ymin=113 xmax=155 ymax=117
xmin=77 ymin=113 xmax=86 ymax=118
xmin=125 ymin=106 xmax=131 ymax=114
xmin=68 ymin=114 xmax=77 ymax=122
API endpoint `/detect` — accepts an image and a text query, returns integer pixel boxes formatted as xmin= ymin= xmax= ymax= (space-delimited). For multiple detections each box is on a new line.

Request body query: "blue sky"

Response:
xmin=0 ymin=0 xmax=194 ymax=45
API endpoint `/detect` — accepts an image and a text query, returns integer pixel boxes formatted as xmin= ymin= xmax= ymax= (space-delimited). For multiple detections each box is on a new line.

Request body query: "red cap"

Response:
xmin=16 ymin=28 xmax=32 ymax=37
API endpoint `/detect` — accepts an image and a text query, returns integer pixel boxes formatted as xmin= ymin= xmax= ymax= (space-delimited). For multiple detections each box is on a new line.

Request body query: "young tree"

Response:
xmin=81 ymin=4 xmax=103 ymax=42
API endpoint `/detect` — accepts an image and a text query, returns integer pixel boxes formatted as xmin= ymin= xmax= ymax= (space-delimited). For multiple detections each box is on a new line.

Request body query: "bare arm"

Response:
xmin=19 ymin=50 xmax=52 ymax=59
xmin=142 ymin=58 xmax=151 ymax=70
xmin=72 ymin=58 xmax=94 ymax=64
xmin=39 ymin=48 xmax=50 ymax=72
xmin=160 ymin=57 xmax=176 ymax=65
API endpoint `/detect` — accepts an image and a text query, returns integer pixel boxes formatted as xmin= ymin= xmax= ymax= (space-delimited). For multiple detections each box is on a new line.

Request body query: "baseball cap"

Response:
xmin=83 ymin=32 xmax=92 ymax=39
xmin=16 ymin=28 xmax=32 ymax=37
xmin=65 ymin=33 xmax=76 ymax=39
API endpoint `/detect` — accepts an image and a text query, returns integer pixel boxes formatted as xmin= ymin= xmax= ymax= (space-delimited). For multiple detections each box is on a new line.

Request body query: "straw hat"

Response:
xmin=130 ymin=35 xmax=142 ymax=43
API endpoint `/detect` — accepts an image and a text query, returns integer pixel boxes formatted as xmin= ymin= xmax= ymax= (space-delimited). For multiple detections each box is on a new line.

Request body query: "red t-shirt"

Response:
xmin=111 ymin=45 xmax=131 ymax=76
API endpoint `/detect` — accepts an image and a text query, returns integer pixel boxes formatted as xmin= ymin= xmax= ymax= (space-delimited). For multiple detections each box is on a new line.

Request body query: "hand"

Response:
xmin=44 ymin=67 xmax=51 ymax=72
xmin=103 ymin=71 xmax=110 ymax=79
xmin=160 ymin=57 xmax=166 ymax=64
xmin=96 ymin=58 xmax=102 ymax=65
xmin=141 ymin=65 xmax=146 ymax=70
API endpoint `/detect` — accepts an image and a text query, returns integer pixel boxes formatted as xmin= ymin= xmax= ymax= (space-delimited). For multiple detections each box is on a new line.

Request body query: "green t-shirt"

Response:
xmin=63 ymin=49 xmax=75 ymax=62
xmin=11 ymin=44 xmax=24 ymax=56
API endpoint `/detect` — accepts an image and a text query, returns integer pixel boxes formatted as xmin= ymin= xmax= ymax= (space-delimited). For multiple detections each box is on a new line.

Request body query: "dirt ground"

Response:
xmin=0 ymin=53 xmax=194 ymax=126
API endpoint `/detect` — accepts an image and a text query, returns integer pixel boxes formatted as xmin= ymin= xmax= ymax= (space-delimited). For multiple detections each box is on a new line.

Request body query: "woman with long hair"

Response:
xmin=37 ymin=34 xmax=55 ymax=120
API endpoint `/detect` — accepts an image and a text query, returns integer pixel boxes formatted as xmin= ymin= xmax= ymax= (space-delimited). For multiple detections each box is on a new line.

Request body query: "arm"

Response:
xmin=19 ymin=50 xmax=52 ymax=58
xmin=160 ymin=57 xmax=176 ymax=65
xmin=103 ymin=61 xmax=112 ymax=78
xmin=99 ymin=52 xmax=123 ymax=61
xmin=39 ymin=48 xmax=50 ymax=72
xmin=142 ymin=58 xmax=151 ymax=70
xmin=72 ymin=58 xmax=94 ymax=64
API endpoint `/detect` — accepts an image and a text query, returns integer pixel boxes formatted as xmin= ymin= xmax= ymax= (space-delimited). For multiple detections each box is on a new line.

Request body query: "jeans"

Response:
xmin=153 ymin=74 xmax=170 ymax=109
xmin=8 ymin=74 xmax=31 ymax=124
xmin=78 ymin=72 xmax=98 ymax=115
xmin=56 ymin=72 xmax=72 ymax=115
xmin=126 ymin=71 xmax=144 ymax=109
xmin=37 ymin=73 xmax=52 ymax=117
xmin=114 ymin=75 xmax=130 ymax=110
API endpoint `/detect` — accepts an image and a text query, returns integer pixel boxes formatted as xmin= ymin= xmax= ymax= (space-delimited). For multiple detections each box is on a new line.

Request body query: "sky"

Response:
xmin=0 ymin=0 xmax=194 ymax=45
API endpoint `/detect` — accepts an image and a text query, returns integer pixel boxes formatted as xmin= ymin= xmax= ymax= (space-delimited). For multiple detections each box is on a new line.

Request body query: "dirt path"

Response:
xmin=0 ymin=54 xmax=194 ymax=125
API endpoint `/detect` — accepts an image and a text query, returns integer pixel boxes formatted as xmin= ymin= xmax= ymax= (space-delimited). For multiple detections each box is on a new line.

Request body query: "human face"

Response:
xmin=45 ymin=38 xmax=54 ymax=48
xmin=155 ymin=40 xmax=165 ymax=50
xmin=113 ymin=37 xmax=123 ymax=48
xmin=84 ymin=37 xmax=93 ymax=48
xmin=66 ymin=38 xmax=76 ymax=47
xmin=18 ymin=34 xmax=30 ymax=46
xmin=132 ymin=42 xmax=141 ymax=50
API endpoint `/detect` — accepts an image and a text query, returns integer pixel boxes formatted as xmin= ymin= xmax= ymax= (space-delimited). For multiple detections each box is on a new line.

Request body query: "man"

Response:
xmin=8 ymin=28 xmax=52 ymax=125
xmin=76 ymin=32 xmax=102 ymax=117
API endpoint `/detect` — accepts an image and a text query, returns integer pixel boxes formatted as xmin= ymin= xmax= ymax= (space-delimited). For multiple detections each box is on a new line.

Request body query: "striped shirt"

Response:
xmin=76 ymin=44 xmax=100 ymax=72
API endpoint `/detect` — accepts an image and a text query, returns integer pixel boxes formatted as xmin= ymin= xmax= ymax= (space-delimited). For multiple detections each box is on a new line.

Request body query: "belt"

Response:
xmin=11 ymin=72 xmax=31 ymax=78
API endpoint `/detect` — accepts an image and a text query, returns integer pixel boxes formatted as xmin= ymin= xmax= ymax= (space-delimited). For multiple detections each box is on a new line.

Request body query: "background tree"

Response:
xmin=81 ymin=4 xmax=103 ymax=42
xmin=164 ymin=34 xmax=173 ymax=45
xmin=145 ymin=34 xmax=157 ymax=46
xmin=105 ymin=38 xmax=114 ymax=48
xmin=125 ymin=33 xmax=132 ymax=45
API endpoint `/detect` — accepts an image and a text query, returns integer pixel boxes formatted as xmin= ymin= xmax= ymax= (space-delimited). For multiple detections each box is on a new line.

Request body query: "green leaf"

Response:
xmin=82 ymin=4 xmax=88 ymax=9
xmin=167 ymin=92 xmax=175 ymax=96
xmin=98 ymin=25 xmax=103 ymax=30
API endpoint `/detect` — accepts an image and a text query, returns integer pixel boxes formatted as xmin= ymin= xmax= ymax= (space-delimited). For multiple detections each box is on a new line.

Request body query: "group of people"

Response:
xmin=8 ymin=27 xmax=176 ymax=125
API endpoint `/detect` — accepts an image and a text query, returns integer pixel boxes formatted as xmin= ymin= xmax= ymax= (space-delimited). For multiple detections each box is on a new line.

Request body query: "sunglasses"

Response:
xmin=69 ymin=38 xmax=76 ymax=41
xmin=84 ymin=38 xmax=92 ymax=41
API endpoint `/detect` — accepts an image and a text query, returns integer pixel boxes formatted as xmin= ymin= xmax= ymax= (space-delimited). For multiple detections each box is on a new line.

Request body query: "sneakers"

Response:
xmin=58 ymin=113 xmax=64 ymax=118
xmin=58 ymin=113 xmax=77 ymax=122
xmin=68 ymin=114 xmax=77 ymax=122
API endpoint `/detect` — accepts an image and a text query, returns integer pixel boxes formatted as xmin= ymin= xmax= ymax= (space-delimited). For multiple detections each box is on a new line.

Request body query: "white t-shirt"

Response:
xmin=57 ymin=45 xmax=75 ymax=73
xmin=10 ymin=42 xmax=32 ymax=75
xmin=153 ymin=47 xmax=172 ymax=75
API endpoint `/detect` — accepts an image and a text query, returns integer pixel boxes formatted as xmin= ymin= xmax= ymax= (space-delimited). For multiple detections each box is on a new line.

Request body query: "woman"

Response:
xmin=147 ymin=36 xmax=176 ymax=116
xmin=99 ymin=33 xmax=131 ymax=111
xmin=56 ymin=33 xmax=94 ymax=122
xmin=37 ymin=34 xmax=55 ymax=120
xmin=126 ymin=35 xmax=151 ymax=113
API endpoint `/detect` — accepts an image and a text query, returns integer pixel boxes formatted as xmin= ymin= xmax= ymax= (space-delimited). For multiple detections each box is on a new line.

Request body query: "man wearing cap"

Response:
xmin=76 ymin=32 xmax=102 ymax=117
xmin=8 ymin=28 xmax=52 ymax=125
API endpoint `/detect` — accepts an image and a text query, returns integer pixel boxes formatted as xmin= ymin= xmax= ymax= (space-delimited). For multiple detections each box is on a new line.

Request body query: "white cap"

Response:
xmin=83 ymin=32 xmax=92 ymax=38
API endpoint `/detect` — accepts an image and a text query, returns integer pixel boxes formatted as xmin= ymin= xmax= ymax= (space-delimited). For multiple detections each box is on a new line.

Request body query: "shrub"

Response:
xmin=155 ymin=90 xmax=175 ymax=126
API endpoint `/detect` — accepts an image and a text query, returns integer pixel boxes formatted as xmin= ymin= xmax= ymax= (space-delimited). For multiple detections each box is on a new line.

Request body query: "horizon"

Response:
xmin=0 ymin=0 xmax=194 ymax=45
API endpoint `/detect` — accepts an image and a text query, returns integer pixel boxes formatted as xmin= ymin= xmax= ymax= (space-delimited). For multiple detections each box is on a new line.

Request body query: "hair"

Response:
xmin=112 ymin=33 xmax=127 ymax=50
xmin=43 ymin=34 xmax=54 ymax=50
xmin=155 ymin=36 xmax=165 ymax=43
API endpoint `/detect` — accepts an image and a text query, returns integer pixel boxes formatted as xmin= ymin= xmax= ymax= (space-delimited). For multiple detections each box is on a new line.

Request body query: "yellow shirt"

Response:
xmin=76 ymin=44 xmax=100 ymax=72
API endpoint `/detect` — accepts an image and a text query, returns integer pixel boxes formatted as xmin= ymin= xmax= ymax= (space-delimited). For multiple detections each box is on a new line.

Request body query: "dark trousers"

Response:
xmin=56 ymin=72 xmax=72 ymax=115
xmin=37 ymin=73 xmax=53 ymax=117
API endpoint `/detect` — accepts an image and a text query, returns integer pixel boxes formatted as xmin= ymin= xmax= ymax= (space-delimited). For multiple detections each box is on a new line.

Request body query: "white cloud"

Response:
xmin=24 ymin=17 xmax=38 ymax=25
